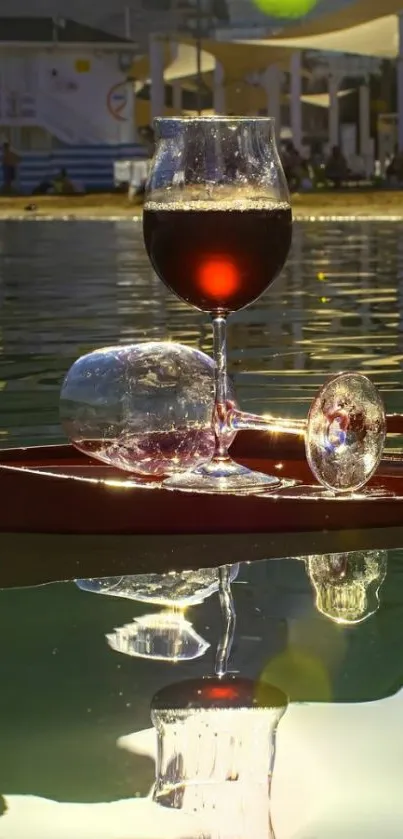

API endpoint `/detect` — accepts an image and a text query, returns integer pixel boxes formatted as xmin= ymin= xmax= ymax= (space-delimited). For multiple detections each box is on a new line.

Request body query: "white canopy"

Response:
xmin=301 ymin=89 xmax=354 ymax=108
xmin=164 ymin=42 xmax=215 ymax=82
xmin=236 ymin=14 xmax=399 ymax=59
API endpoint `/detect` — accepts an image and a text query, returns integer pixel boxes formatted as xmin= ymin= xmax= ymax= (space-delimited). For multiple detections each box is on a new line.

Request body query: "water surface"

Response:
xmin=1 ymin=219 xmax=403 ymax=447
xmin=1 ymin=219 xmax=403 ymax=838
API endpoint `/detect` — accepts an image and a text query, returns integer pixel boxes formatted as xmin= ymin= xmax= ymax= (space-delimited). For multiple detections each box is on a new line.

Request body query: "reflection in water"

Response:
xmin=76 ymin=565 xmax=239 ymax=607
xmin=77 ymin=565 xmax=239 ymax=667
xmin=305 ymin=550 xmax=387 ymax=625
xmin=77 ymin=567 xmax=240 ymax=666
xmin=106 ymin=612 xmax=210 ymax=662
xmin=102 ymin=564 xmax=239 ymax=666
xmin=215 ymin=565 xmax=237 ymax=677
xmin=3 ymin=548 xmax=403 ymax=836
xmin=151 ymin=677 xmax=288 ymax=839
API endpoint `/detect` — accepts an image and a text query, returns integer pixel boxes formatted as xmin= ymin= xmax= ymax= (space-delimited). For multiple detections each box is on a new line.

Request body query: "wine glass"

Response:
xmin=143 ymin=116 xmax=292 ymax=494
xmin=61 ymin=343 xmax=386 ymax=494
xmin=60 ymin=342 xmax=237 ymax=478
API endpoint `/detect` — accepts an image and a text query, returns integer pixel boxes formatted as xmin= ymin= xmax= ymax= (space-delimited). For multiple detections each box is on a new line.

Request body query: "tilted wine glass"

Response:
xmin=61 ymin=342 xmax=386 ymax=495
xmin=143 ymin=116 xmax=292 ymax=494
xmin=60 ymin=342 xmax=237 ymax=478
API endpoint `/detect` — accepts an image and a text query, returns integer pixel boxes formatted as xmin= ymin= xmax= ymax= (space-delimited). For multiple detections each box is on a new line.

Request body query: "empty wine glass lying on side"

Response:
xmin=60 ymin=342 xmax=227 ymax=478
xmin=60 ymin=342 xmax=386 ymax=495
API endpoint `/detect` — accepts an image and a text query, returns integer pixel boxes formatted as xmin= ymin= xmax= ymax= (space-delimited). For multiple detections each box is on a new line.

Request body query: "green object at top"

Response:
xmin=252 ymin=0 xmax=319 ymax=17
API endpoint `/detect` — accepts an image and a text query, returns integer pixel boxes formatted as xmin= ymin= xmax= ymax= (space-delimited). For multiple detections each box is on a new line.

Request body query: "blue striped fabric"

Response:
xmin=17 ymin=143 xmax=147 ymax=192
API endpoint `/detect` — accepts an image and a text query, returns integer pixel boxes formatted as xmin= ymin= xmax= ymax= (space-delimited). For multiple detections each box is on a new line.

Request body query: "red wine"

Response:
xmin=143 ymin=202 xmax=292 ymax=312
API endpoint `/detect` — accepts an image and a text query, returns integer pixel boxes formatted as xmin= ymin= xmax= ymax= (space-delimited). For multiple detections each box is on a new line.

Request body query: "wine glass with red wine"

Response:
xmin=143 ymin=116 xmax=292 ymax=493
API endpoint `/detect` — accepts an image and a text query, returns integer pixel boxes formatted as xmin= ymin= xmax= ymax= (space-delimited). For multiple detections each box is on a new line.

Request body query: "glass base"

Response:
xmin=163 ymin=458 xmax=283 ymax=495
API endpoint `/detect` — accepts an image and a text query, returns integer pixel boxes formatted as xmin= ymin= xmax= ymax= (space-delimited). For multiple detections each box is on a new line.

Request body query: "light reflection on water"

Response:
xmin=1 ymin=550 xmax=403 ymax=836
xmin=0 ymin=219 xmax=403 ymax=446
xmin=1 ymin=220 xmax=403 ymax=835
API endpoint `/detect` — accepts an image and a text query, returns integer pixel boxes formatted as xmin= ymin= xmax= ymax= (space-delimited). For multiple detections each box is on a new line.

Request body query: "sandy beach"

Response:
xmin=0 ymin=190 xmax=402 ymax=220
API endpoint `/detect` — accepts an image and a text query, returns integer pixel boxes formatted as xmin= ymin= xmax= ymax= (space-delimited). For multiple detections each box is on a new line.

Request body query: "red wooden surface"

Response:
xmin=0 ymin=427 xmax=403 ymax=536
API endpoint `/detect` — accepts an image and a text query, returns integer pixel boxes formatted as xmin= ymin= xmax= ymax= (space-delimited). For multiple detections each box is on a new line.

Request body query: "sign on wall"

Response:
xmin=75 ymin=59 xmax=91 ymax=73
xmin=107 ymin=82 xmax=129 ymax=121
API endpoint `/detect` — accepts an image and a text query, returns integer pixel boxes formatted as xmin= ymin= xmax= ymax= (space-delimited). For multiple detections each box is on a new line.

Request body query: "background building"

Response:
xmin=0 ymin=17 xmax=145 ymax=191
xmin=3 ymin=0 xmax=355 ymax=43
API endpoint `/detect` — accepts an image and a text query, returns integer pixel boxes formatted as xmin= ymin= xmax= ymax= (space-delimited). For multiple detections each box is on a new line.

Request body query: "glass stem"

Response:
xmin=212 ymin=313 xmax=230 ymax=461
xmin=228 ymin=408 xmax=306 ymax=437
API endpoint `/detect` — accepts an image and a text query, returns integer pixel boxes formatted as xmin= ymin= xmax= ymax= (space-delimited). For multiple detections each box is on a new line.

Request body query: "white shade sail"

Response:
xmin=236 ymin=14 xmax=399 ymax=59
xmin=164 ymin=42 xmax=216 ymax=82
xmin=301 ymin=88 xmax=354 ymax=107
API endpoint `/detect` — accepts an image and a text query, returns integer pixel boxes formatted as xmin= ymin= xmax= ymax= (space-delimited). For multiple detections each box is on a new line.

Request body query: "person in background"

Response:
xmin=2 ymin=142 xmax=20 ymax=192
xmin=324 ymin=145 xmax=349 ymax=188
xmin=386 ymin=145 xmax=403 ymax=184
xmin=52 ymin=168 xmax=76 ymax=195
xmin=281 ymin=141 xmax=303 ymax=191
xmin=139 ymin=125 xmax=155 ymax=158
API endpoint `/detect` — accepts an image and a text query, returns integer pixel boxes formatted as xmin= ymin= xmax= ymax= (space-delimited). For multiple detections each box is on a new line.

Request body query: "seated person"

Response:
xmin=2 ymin=142 xmax=20 ymax=192
xmin=52 ymin=168 xmax=76 ymax=195
xmin=281 ymin=141 xmax=303 ymax=190
xmin=138 ymin=125 xmax=155 ymax=157
xmin=32 ymin=179 xmax=53 ymax=196
xmin=324 ymin=145 xmax=349 ymax=187
xmin=386 ymin=146 xmax=403 ymax=183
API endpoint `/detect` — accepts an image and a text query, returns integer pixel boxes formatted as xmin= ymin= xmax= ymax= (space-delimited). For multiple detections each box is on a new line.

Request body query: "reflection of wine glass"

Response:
xmin=106 ymin=612 xmax=210 ymax=662
xmin=76 ymin=565 xmax=239 ymax=607
xmin=61 ymin=341 xmax=386 ymax=494
xmin=305 ymin=550 xmax=387 ymax=625
xmin=143 ymin=116 xmax=292 ymax=494
xmin=151 ymin=677 xmax=288 ymax=839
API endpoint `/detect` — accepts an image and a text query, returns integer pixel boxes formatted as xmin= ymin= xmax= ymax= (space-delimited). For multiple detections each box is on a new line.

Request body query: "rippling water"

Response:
xmin=1 ymin=219 xmax=403 ymax=447
xmin=2 ymin=220 xmax=403 ymax=838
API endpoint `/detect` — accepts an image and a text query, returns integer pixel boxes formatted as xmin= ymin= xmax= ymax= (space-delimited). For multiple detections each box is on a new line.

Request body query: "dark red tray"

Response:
xmin=1 ymin=425 xmax=403 ymax=587
xmin=0 ymin=424 xmax=402 ymax=538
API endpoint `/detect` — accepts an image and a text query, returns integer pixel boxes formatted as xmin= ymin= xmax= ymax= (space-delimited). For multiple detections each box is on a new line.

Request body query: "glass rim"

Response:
xmin=153 ymin=115 xmax=276 ymax=124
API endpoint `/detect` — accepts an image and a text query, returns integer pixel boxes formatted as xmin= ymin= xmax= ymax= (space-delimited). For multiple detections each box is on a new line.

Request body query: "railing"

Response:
xmin=36 ymin=90 xmax=106 ymax=145
xmin=0 ymin=89 xmax=107 ymax=145
xmin=0 ymin=92 xmax=37 ymax=121
xmin=18 ymin=143 xmax=147 ymax=193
